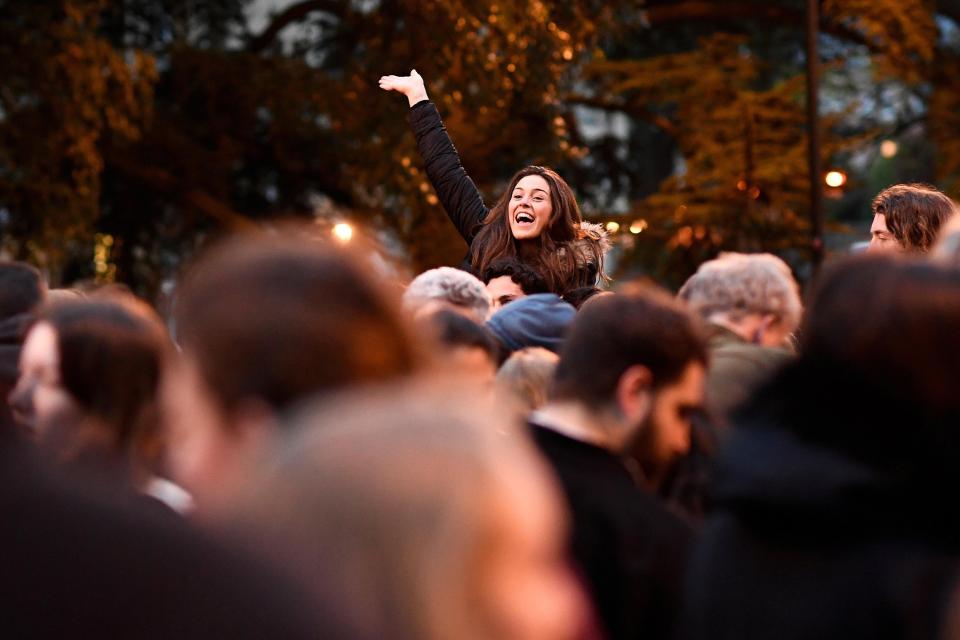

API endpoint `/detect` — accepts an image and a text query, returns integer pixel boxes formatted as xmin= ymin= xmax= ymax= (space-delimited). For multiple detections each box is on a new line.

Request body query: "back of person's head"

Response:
xmin=403 ymin=267 xmax=491 ymax=323
xmin=175 ymin=231 xmax=418 ymax=414
xmin=423 ymin=310 xmax=499 ymax=381
xmin=872 ymin=184 xmax=957 ymax=252
xmin=560 ymin=286 xmax=605 ymax=310
xmin=495 ymin=347 xmax=559 ymax=413
xmin=18 ymin=292 xmax=170 ymax=473
xmin=486 ymin=293 xmax=576 ymax=356
xmin=679 ymin=252 xmax=802 ymax=332
xmin=234 ymin=384 xmax=587 ymax=640
xmin=0 ymin=262 xmax=46 ymax=436
xmin=552 ymin=284 xmax=707 ymax=409
xmin=0 ymin=261 xmax=44 ymax=320
xmin=789 ymin=255 xmax=960 ymax=485
xmin=427 ymin=309 xmax=499 ymax=360
xmin=482 ymin=259 xmax=550 ymax=294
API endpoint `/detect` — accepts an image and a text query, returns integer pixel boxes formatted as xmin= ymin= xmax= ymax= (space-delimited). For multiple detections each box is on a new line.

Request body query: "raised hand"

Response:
xmin=379 ymin=69 xmax=429 ymax=107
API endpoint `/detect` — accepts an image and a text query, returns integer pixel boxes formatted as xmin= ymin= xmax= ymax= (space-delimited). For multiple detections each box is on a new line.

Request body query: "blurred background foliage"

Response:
xmin=0 ymin=0 xmax=958 ymax=295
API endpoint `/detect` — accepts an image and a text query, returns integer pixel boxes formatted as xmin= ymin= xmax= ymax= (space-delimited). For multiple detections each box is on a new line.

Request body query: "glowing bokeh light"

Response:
xmin=825 ymin=171 xmax=847 ymax=188
xmin=332 ymin=223 xmax=354 ymax=242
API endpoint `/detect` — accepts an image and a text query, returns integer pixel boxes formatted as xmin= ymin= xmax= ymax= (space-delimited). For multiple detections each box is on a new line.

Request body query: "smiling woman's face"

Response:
xmin=508 ymin=175 xmax=552 ymax=240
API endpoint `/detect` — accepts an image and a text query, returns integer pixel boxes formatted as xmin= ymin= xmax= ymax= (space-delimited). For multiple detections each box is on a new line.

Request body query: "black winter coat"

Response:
xmin=408 ymin=101 xmax=609 ymax=293
xmin=530 ymin=421 xmax=693 ymax=640
xmin=683 ymin=361 xmax=960 ymax=640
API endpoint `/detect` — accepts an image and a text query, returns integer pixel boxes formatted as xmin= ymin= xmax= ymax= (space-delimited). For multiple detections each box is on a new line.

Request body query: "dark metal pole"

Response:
xmin=806 ymin=0 xmax=824 ymax=273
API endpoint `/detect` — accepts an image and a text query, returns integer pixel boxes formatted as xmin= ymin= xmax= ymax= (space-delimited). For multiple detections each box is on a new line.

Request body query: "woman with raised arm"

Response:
xmin=380 ymin=70 xmax=610 ymax=295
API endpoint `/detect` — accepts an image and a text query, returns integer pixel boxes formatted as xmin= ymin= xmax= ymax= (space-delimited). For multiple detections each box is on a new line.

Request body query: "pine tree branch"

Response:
xmin=643 ymin=1 xmax=880 ymax=53
xmin=106 ymin=151 xmax=256 ymax=230
xmin=247 ymin=0 xmax=346 ymax=53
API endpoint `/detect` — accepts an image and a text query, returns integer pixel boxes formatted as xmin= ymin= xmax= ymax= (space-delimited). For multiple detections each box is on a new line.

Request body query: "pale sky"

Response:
xmin=247 ymin=0 xmax=290 ymax=34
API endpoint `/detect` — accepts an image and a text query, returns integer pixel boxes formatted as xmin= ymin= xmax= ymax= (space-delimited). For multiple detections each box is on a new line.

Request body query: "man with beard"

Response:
xmin=529 ymin=285 xmax=706 ymax=640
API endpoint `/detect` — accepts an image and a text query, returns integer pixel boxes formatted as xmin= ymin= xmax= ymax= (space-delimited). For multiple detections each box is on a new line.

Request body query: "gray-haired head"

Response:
xmin=403 ymin=267 xmax=492 ymax=323
xmin=679 ymin=252 xmax=802 ymax=335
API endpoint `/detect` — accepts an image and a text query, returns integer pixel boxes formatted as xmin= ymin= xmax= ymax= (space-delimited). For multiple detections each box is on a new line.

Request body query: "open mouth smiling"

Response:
xmin=515 ymin=211 xmax=535 ymax=225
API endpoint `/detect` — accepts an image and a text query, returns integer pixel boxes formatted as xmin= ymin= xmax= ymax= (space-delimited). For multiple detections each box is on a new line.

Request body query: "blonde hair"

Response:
xmin=235 ymin=382 xmax=562 ymax=640
xmin=496 ymin=347 xmax=559 ymax=413
xmin=679 ymin=252 xmax=802 ymax=332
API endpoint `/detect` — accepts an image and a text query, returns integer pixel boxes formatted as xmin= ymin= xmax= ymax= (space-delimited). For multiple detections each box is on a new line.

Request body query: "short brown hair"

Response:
xmin=551 ymin=284 xmax=707 ymax=408
xmin=872 ymin=184 xmax=957 ymax=252
xmin=40 ymin=293 xmax=170 ymax=462
xmin=174 ymin=230 xmax=418 ymax=415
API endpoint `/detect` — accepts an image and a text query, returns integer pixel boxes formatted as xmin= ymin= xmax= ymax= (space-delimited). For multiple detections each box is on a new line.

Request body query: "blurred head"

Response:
xmin=931 ymin=213 xmax=960 ymax=264
xmin=495 ymin=347 xmax=559 ymax=414
xmin=404 ymin=267 xmax=492 ymax=323
xmin=770 ymin=255 xmax=960 ymax=540
xmin=8 ymin=294 xmax=170 ymax=478
xmin=561 ymin=286 xmax=606 ymax=310
xmin=552 ymin=286 xmax=707 ymax=466
xmin=165 ymin=230 xmax=418 ymax=513
xmin=472 ymin=167 xmax=584 ymax=294
xmin=0 ymin=262 xmax=46 ymax=435
xmin=482 ymin=259 xmax=549 ymax=313
xmin=792 ymin=255 xmax=960 ymax=489
xmin=679 ymin=252 xmax=802 ymax=348
xmin=868 ymin=184 xmax=956 ymax=253
xmin=0 ymin=261 xmax=45 ymax=320
xmin=423 ymin=310 xmax=499 ymax=387
xmin=235 ymin=385 xmax=588 ymax=640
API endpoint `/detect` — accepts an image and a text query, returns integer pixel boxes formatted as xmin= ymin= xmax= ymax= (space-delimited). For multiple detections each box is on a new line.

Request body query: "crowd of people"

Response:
xmin=1 ymin=70 xmax=960 ymax=639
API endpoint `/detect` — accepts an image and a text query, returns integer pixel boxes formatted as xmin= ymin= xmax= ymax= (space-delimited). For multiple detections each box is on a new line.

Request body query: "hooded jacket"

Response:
xmin=485 ymin=293 xmax=576 ymax=354
xmin=683 ymin=360 xmax=960 ymax=640
xmin=408 ymin=101 xmax=610 ymax=293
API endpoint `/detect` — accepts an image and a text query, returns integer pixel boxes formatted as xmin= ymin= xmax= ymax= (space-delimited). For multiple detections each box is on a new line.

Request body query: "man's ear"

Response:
xmin=615 ymin=364 xmax=653 ymax=424
xmin=754 ymin=313 xmax=782 ymax=346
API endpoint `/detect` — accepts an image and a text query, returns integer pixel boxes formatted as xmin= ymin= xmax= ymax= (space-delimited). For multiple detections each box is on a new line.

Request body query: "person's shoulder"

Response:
xmin=0 ymin=456 xmax=325 ymax=638
xmin=711 ymin=342 xmax=793 ymax=371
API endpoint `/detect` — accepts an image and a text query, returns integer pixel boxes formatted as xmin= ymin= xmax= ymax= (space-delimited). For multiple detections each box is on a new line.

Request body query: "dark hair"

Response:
xmin=471 ymin=166 xmax=584 ymax=294
xmin=481 ymin=259 xmax=549 ymax=294
xmin=561 ymin=286 xmax=604 ymax=310
xmin=0 ymin=261 xmax=44 ymax=320
xmin=174 ymin=231 xmax=418 ymax=416
xmin=552 ymin=284 xmax=707 ymax=408
xmin=760 ymin=256 xmax=960 ymax=493
xmin=872 ymin=183 xmax=956 ymax=252
xmin=428 ymin=310 xmax=499 ymax=362
xmin=803 ymin=255 xmax=960 ymax=420
xmin=40 ymin=295 xmax=170 ymax=460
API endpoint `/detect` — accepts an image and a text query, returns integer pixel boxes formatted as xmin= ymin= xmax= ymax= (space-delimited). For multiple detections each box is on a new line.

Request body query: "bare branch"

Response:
xmin=565 ymin=93 xmax=680 ymax=139
xmin=247 ymin=0 xmax=345 ymax=54
xmin=107 ymin=151 xmax=256 ymax=230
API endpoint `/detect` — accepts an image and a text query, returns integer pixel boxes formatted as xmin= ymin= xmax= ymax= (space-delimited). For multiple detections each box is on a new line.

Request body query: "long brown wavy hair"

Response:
xmin=471 ymin=166 xmax=583 ymax=294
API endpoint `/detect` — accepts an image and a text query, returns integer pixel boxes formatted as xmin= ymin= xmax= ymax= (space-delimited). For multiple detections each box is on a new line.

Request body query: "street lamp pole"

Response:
xmin=806 ymin=0 xmax=824 ymax=273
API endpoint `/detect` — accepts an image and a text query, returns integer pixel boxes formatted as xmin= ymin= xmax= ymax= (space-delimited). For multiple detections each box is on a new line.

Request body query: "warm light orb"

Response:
xmin=629 ymin=220 xmax=648 ymax=234
xmin=880 ymin=140 xmax=898 ymax=158
xmin=332 ymin=222 xmax=353 ymax=242
xmin=605 ymin=221 xmax=620 ymax=233
xmin=825 ymin=171 xmax=847 ymax=188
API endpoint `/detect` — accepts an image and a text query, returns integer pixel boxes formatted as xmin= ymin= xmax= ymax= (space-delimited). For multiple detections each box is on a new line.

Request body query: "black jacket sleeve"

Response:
xmin=408 ymin=101 xmax=490 ymax=246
